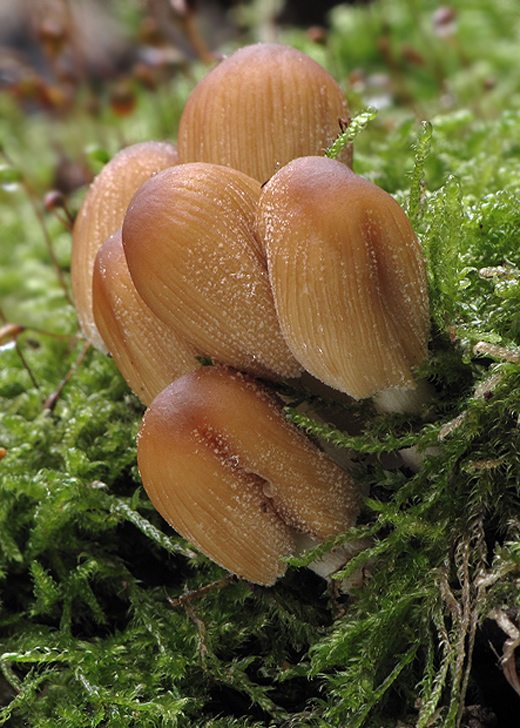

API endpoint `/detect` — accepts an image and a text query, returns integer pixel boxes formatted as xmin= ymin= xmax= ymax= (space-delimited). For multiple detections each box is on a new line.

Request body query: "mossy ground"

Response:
xmin=1 ymin=0 xmax=520 ymax=726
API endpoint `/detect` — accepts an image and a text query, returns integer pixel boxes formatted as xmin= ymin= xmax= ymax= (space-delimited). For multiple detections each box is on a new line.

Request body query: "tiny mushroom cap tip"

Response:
xmin=121 ymin=162 xmax=301 ymax=381
xmin=256 ymin=155 xmax=430 ymax=402
xmin=92 ymin=227 xmax=201 ymax=406
xmin=137 ymin=366 xmax=360 ymax=585
xmin=178 ymin=43 xmax=352 ymax=182
xmin=71 ymin=140 xmax=179 ymax=352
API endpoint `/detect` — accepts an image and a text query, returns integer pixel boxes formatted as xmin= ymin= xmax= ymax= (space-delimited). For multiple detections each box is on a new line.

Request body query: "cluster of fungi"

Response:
xmin=71 ymin=43 xmax=430 ymax=587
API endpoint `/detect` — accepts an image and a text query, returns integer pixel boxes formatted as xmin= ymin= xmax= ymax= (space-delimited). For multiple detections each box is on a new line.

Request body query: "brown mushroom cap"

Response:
xmin=122 ymin=162 xmax=301 ymax=380
xmin=92 ymin=228 xmax=201 ymax=406
xmin=177 ymin=43 xmax=352 ymax=183
xmin=71 ymin=141 xmax=179 ymax=351
xmin=137 ymin=366 xmax=360 ymax=585
xmin=255 ymin=156 xmax=430 ymax=399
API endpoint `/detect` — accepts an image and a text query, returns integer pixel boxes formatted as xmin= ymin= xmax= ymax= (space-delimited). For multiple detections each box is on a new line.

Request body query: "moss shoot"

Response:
xmin=1 ymin=0 xmax=520 ymax=725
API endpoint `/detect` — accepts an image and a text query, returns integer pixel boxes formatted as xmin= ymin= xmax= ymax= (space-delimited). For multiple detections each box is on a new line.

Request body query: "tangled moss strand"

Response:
xmin=2 ymin=0 xmax=520 ymax=725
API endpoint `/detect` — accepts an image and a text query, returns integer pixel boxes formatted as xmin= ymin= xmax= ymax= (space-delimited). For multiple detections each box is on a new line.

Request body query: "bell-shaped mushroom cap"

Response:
xmin=122 ymin=162 xmax=301 ymax=380
xmin=256 ymin=156 xmax=430 ymax=400
xmin=177 ymin=43 xmax=352 ymax=183
xmin=92 ymin=228 xmax=201 ymax=406
xmin=71 ymin=141 xmax=179 ymax=352
xmin=137 ymin=366 xmax=360 ymax=585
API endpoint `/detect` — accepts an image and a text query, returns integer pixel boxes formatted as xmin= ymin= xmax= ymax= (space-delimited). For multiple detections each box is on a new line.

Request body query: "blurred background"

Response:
xmin=0 ymin=0 xmax=517 ymax=191
xmin=1 ymin=0 xmax=519 ymax=205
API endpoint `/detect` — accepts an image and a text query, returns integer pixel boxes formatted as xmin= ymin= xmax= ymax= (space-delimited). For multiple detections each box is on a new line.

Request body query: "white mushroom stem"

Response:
xmin=372 ymin=379 xmax=434 ymax=415
xmin=293 ymin=532 xmax=372 ymax=592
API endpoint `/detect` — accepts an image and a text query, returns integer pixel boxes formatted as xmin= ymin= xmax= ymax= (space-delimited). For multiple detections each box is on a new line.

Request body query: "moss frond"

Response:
xmin=2 ymin=1 xmax=520 ymax=725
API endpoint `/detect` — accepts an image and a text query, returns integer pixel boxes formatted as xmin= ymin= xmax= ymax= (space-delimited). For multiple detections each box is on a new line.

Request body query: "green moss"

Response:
xmin=1 ymin=0 xmax=520 ymax=725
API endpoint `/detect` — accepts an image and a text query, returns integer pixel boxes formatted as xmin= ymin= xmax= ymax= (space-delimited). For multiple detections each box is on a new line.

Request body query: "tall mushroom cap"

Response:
xmin=71 ymin=141 xmax=179 ymax=351
xmin=256 ymin=156 xmax=430 ymax=400
xmin=92 ymin=228 xmax=201 ymax=406
xmin=122 ymin=162 xmax=301 ymax=380
xmin=177 ymin=43 xmax=352 ymax=183
xmin=137 ymin=366 xmax=360 ymax=585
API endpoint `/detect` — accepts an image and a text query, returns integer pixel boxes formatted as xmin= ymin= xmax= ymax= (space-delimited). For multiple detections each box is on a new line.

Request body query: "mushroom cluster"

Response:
xmin=71 ymin=43 xmax=430 ymax=586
